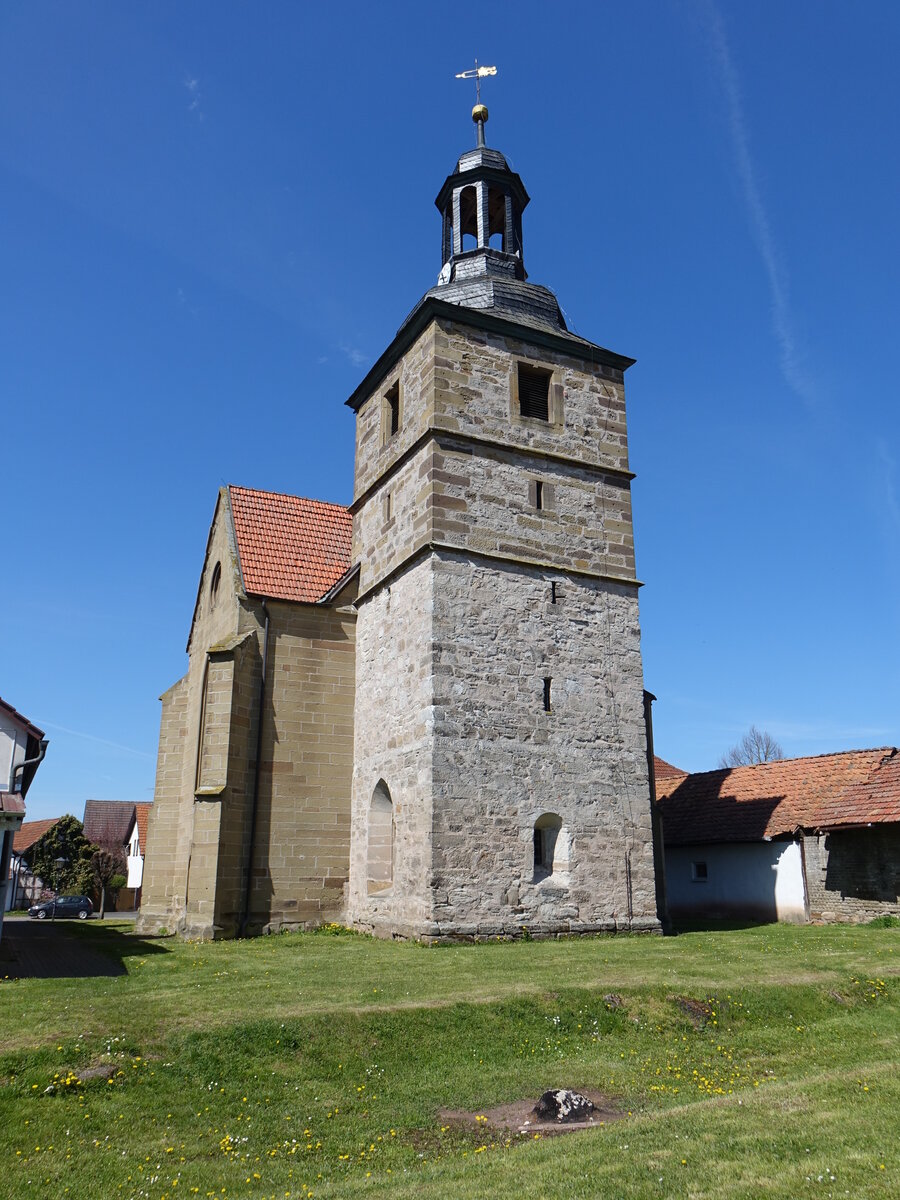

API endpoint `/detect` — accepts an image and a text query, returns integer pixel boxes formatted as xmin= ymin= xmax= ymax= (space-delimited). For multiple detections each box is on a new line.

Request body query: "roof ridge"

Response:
xmin=229 ymin=484 xmax=350 ymax=512
xmin=681 ymin=746 xmax=896 ymax=779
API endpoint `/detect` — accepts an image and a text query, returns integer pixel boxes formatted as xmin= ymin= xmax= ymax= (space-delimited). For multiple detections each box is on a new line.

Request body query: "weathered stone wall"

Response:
xmin=353 ymin=449 xmax=432 ymax=596
xmin=347 ymin=557 xmax=436 ymax=937
xmin=430 ymin=319 xmax=630 ymax=475
xmin=804 ymin=828 xmax=900 ymax=922
xmin=429 ymin=552 xmax=657 ymax=936
xmin=428 ymin=438 xmax=635 ymax=579
xmin=353 ymin=325 xmax=436 ymax=500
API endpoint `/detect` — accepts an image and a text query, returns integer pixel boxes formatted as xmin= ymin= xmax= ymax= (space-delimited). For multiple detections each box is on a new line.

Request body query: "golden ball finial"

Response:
xmin=472 ymin=103 xmax=489 ymax=124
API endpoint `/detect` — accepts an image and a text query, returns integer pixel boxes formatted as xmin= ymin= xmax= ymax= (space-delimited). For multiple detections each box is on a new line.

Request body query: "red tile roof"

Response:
xmin=228 ymin=486 xmax=353 ymax=604
xmin=657 ymin=748 xmax=894 ymax=845
xmin=654 ymin=756 xmax=687 ymax=782
xmin=0 ymin=697 xmax=44 ymax=741
xmin=133 ymin=802 xmax=152 ymax=853
xmin=13 ymin=818 xmax=61 ymax=855
xmin=814 ymin=749 xmax=900 ymax=828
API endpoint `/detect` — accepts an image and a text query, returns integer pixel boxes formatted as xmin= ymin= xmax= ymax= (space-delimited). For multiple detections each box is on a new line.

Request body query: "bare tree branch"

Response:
xmin=719 ymin=725 xmax=784 ymax=768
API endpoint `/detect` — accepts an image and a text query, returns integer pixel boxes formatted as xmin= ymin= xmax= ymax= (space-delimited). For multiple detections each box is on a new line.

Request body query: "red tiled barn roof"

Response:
xmin=654 ymin=756 xmax=687 ymax=782
xmin=229 ymin=486 xmax=353 ymax=604
xmin=657 ymin=748 xmax=894 ymax=845
xmin=814 ymin=749 xmax=900 ymax=828
xmin=13 ymin=817 xmax=61 ymax=855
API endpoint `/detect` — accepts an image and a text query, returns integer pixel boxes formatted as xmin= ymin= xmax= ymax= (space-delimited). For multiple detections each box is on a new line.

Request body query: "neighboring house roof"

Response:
xmin=657 ymin=748 xmax=894 ymax=846
xmin=0 ymin=697 xmax=44 ymax=741
xmin=133 ymin=802 xmax=152 ymax=853
xmin=654 ymin=756 xmax=687 ymax=782
xmin=82 ymin=800 xmax=137 ymax=848
xmin=228 ymin=486 xmax=353 ymax=604
xmin=12 ymin=817 xmax=61 ymax=855
xmin=814 ymin=749 xmax=900 ymax=829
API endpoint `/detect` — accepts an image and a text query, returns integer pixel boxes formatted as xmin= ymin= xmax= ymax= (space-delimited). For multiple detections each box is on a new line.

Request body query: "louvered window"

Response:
xmin=518 ymin=363 xmax=551 ymax=421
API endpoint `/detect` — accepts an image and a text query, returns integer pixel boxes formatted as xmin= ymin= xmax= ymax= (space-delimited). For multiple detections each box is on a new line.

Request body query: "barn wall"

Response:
xmin=665 ymin=840 xmax=807 ymax=923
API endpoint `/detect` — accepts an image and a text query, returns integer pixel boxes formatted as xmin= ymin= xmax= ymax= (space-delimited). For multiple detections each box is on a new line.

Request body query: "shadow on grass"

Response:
xmin=670 ymin=916 xmax=779 ymax=934
xmin=0 ymin=919 xmax=171 ymax=980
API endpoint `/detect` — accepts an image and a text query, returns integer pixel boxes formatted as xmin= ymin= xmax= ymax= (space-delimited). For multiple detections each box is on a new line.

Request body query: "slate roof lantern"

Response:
xmin=435 ymin=103 xmax=530 ymax=286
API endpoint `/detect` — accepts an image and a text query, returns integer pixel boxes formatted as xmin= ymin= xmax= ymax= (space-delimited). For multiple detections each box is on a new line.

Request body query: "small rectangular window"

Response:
xmin=535 ymin=481 xmax=544 ymax=510
xmin=550 ymin=581 xmax=558 ymax=604
xmin=518 ymin=363 xmax=550 ymax=421
xmin=543 ymin=677 xmax=552 ymax=712
xmin=383 ymin=381 xmax=400 ymax=443
xmin=384 ymin=490 xmax=393 ymax=522
xmin=691 ymin=861 xmax=708 ymax=882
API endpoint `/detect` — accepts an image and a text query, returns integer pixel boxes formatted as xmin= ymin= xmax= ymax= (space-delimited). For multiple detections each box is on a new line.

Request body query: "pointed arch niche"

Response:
xmin=367 ymin=780 xmax=394 ymax=895
xmin=532 ymin=812 xmax=570 ymax=883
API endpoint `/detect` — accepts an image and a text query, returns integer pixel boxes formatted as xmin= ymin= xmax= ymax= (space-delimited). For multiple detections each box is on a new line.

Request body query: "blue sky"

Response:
xmin=3 ymin=1 xmax=898 ymax=822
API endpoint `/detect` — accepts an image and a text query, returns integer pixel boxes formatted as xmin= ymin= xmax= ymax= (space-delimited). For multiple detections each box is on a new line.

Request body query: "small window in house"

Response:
xmin=383 ymin=381 xmax=400 ymax=443
xmin=691 ymin=861 xmax=708 ymax=882
xmin=210 ymin=561 xmax=221 ymax=606
xmin=543 ymin=677 xmax=552 ymax=712
xmin=518 ymin=362 xmax=551 ymax=421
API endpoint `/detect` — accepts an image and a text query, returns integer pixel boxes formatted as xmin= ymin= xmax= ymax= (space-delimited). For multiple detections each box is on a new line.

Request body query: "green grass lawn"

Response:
xmin=0 ymin=921 xmax=897 ymax=1199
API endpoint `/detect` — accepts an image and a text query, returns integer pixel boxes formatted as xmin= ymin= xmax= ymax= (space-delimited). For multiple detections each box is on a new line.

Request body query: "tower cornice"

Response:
xmin=344 ymin=297 xmax=635 ymax=414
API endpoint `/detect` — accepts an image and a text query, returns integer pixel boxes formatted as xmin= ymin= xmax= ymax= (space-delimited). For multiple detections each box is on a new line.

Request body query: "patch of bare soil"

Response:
xmin=669 ymin=995 xmax=714 ymax=1027
xmin=439 ymin=1091 xmax=623 ymax=1138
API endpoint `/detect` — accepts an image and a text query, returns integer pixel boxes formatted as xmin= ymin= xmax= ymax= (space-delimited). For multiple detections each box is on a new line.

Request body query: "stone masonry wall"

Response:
xmin=353 ymin=325 xmax=436 ymax=501
xmin=244 ymin=591 xmax=357 ymax=933
xmin=429 ymin=438 xmax=635 ymax=579
xmin=431 ymin=319 xmax=630 ymax=476
xmin=348 ymin=557 xmax=436 ymax=937
xmin=138 ymin=493 xmax=244 ymax=936
xmin=139 ymin=492 xmax=357 ymax=939
xmin=429 ymin=552 xmax=657 ymax=937
xmin=138 ymin=676 xmax=190 ymax=929
xmin=804 ymin=828 xmax=900 ymax=922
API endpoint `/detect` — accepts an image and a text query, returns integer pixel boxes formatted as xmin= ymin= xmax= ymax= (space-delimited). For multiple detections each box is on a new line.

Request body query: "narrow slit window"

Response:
xmin=543 ymin=677 xmax=552 ymax=712
xmin=550 ymin=581 xmax=558 ymax=604
xmin=383 ymin=381 xmax=400 ymax=443
xmin=384 ymin=490 xmax=393 ymax=522
xmin=518 ymin=363 xmax=551 ymax=421
xmin=535 ymin=481 xmax=544 ymax=510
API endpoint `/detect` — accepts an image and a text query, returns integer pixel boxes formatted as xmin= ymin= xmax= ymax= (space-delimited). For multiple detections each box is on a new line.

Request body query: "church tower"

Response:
xmin=346 ymin=104 xmax=660 ymax=938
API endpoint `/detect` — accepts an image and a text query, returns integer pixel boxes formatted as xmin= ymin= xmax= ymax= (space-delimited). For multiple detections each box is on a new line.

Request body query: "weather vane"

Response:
xmin=455 ymin=60 xmax=497 ymax=146
xmin=455 ymin=60 xmax=497 ymax=106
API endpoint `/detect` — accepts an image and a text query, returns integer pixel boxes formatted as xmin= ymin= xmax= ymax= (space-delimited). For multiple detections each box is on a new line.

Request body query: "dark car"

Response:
xmin=28 ymin=895 xmax=93 ymax=920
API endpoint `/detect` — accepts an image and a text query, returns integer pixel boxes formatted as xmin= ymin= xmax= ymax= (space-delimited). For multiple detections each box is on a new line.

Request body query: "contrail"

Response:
xmin=698 ymin=0 xmax=816 ymax=406
xmin=39 ymin=720 xmax=154 ymax=759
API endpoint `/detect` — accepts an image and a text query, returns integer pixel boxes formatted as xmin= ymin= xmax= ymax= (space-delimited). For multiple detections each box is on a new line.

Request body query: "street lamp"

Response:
xmin=52 ymin=856 xmax=68 ymax=922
